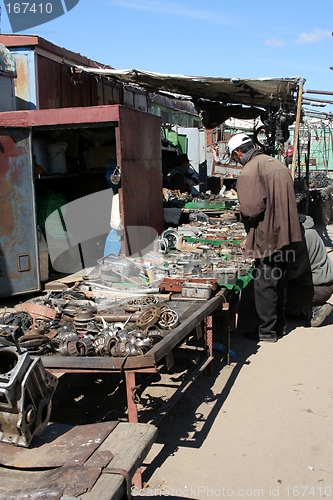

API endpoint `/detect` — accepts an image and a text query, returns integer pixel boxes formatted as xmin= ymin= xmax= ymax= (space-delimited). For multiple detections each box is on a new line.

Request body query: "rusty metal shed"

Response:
xmin=0 ymin=104 xmax=164 ymax=298
xmin=0 ymin=35 xmax=196 ymax=120
xmin=0 ymin=34 xmax=124 ymax=111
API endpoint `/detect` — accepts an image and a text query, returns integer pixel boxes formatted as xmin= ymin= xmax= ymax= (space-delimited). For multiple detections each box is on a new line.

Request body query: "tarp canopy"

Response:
xmin=75 ymin=66 xmax=301 ymax=127
xmin=0 ymin=42 xmax=17 ymax=77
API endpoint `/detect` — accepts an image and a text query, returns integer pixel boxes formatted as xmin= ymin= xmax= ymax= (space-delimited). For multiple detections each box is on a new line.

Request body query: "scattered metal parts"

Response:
xmin=161 ymin=228 xmax=180 ymax=250
xmin=121 ymin=304 xmax=141 ymax=312
xmin=145 ymin=325 xmax=163 ymax=343
xmin=127 ymin=296 xmax=158 ymax=305
xmin=27 ymin=319 xmax=48 ymax=336
xmin=1 ymin=311 xmax=32 ymax=326
xmin=95 ymin=314 xmax=140 ymax=322
xmin=182 ymin=282 xmax=213 ymax=299
xmin=50 ymin=326 xmax=79 ymax=353
xmin=20 ymin=302 xmax=58 ymax=321
xmin=67 ymin=338 xmax=95 ymax=357
xmin=136 ymin=306 xmax=161 ymax=329
xmin=18 ymin=333 xmax=49 ymax=354
xmin=0 ymin=218 xmax=252 ymax=360
xmin=93 ymin=331 xmax=117 ymax=356
xmin=67 ymin=340 xmax=80 ymax=357
xmin=189 ymin=211 xmax=210 ymax=223
xmin=158 ymin=238 xmax=169 ymax=253
xmin=74 ymin=306 xmax=95 ymax=333
xmin=157 ymin=308 xmax=179 ymax=330
xmin=132 ymin=337 xmax=153 ymax=355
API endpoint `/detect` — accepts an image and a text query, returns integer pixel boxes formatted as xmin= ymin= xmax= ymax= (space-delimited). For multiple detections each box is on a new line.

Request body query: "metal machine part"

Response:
xmin=181 ymin=282 xmax=213 ymax=299
xmin=158 ymin=238 xmax=169 ymax=254
xmin=20 ymin=302 xmax=58 ymax=322
xmin=0 ymin=344 xmax=58 ymax=447
xmin=157 ymin=308 xmax=179 ymax=330
xmin=136 ymin=306 xmax=161 ymax=329
xmin=74 ymin=306 xmax=95 ymax=333
xmin=50 ymin=326 xmax=79 ymax=353
xmin=161 ymin=229 xmax=180 ymax=250
xmin=127 ymin=296 xmax=158 ymax=305
xmin=93 ymin=331 xmax=117 ymax=356
xmin=67 ymin=337 xmax=95 ymax=357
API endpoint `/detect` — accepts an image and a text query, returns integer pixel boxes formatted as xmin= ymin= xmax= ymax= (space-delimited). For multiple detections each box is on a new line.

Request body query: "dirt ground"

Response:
xmin=1 ymin=224 xmax=333 ymax=500
xmin=139 ymin=224 xmax=333 ymax=499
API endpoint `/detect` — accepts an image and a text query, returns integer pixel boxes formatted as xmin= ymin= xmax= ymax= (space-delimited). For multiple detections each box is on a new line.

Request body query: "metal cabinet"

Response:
xmin=0 ymin=105 xmax=164 ymax=297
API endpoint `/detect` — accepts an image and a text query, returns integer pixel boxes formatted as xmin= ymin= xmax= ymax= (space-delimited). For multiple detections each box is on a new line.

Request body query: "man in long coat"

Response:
xmin=227 ymin=133 xmax=302 ymax=342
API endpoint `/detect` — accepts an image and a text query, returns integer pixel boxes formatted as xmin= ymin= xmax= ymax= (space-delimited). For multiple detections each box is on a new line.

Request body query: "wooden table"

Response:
xmin=40 ymin=290 xmax=231 ymax=423
xmin=0 ymin=421 xmax=157 ymax=500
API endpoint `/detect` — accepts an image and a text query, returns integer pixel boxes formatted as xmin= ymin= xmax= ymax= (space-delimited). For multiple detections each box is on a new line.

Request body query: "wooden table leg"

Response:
xmin=125 ymin=371 xmax=138 ymax=424
xmin=124 ymin=372 xmax=145 ymax=490
xmin=204 ymin=315 xmax=214 ymax=375
xmin=133 ymin=467 xmax=143 ymax=489
xmin=222 ymin=302 xmax=231 ymax=364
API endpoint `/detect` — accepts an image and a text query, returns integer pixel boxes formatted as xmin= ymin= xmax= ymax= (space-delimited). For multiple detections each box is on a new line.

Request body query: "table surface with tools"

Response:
xmin=38 ymin=290 xmax=229 ymax=372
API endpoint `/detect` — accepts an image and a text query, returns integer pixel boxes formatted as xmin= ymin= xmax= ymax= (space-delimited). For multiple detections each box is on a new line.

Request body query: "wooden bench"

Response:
xmin=0 ymin=421 xmax=157 ymax=500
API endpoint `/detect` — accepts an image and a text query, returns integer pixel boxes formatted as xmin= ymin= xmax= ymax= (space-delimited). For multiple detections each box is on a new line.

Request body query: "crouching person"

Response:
xmin=287 ymin=214 xmax=333 ymax=327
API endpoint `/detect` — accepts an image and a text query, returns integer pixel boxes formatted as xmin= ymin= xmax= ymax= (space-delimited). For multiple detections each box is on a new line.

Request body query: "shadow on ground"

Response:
xmin=141 ymin=280 xmax=314 ymax=485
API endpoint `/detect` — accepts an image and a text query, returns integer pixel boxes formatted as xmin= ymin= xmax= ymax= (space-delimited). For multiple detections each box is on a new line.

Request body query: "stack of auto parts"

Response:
xmin=0 ymin=294 xmax=181 ymax=358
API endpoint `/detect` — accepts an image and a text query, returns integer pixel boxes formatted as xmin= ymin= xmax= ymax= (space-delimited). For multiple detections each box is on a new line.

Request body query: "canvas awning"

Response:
xmin=0 ymin=42 xmax=17 ymax=77
xmin=74 ymin=66 xmax=302 ymax=127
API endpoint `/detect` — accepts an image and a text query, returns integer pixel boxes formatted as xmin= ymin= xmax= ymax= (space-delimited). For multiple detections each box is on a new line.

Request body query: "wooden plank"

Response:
xmin=57 ymin=267 xmax=94 ymax=283
xmin=81 ymin=422 xmax=158 ymax=500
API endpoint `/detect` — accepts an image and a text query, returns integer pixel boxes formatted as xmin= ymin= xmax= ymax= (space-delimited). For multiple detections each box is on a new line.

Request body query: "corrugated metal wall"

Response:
xmin=36 ymin=55 xmax=122 ymax=109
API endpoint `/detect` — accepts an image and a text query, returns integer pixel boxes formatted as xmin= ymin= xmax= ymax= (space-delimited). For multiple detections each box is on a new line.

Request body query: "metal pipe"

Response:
xmin=304 ymin=89 xmax=333 ymax=96
xmin=94 ymin=314 xmax=140 ymax=322
xmin=303 ymin=97 xmax=333 ymax=104
xmin=170 ymin=296 xmax=208 ymax=302
xmin=291 ymin=78 xmax=306 ymax=180
xmin=304 ymin=129 xmax=311 ymax=215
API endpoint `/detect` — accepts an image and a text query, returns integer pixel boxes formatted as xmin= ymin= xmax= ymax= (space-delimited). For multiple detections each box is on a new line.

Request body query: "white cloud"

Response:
xmin=295 ymin=28 xmax=332 ymax=44
xmin=265 ymin=37 xmax=285 ymax=47
xmin=109 ymin=0 xmax=230 ymax=25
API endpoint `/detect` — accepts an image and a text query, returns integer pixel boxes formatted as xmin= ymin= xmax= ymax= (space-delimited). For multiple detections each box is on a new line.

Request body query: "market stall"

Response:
xmin=1 ymin=207 xmax=252 ymax=423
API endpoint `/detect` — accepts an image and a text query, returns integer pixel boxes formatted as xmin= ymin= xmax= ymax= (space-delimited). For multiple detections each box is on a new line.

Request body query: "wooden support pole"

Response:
xmin=291 ymin=78 xmax=306 ymax=180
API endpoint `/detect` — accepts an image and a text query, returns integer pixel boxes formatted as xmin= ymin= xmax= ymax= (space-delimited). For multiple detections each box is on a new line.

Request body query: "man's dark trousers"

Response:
xmin=253 ymin=250 xmax=289 ymax=337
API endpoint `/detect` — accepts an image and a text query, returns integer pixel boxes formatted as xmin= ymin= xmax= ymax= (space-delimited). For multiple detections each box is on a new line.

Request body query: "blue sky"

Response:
xmin=1 ymin=0 xmax=333 ymax=111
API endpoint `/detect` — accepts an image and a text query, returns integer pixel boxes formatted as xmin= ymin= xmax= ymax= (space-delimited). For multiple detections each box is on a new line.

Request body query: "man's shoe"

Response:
xmin=242 ymin=331 xmax=259 ymax=341
xmin=277 ymin=328 xmax=287 ymax=338
xmin=259 ymin=332 xmax=277 ymax=343
xmin=310 ymin=303 xmax=333 ymax=327
xmin=242 ymin=330 xmax=279 ymax=342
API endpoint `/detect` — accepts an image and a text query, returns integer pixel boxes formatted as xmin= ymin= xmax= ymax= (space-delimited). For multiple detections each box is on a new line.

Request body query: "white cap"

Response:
xmin=227 ymin=133 xmax=252 ymax=155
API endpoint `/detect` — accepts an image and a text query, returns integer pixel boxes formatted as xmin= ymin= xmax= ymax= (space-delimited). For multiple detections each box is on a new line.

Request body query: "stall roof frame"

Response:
xmin=72 ymin=66 xmax=302 ymax=112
